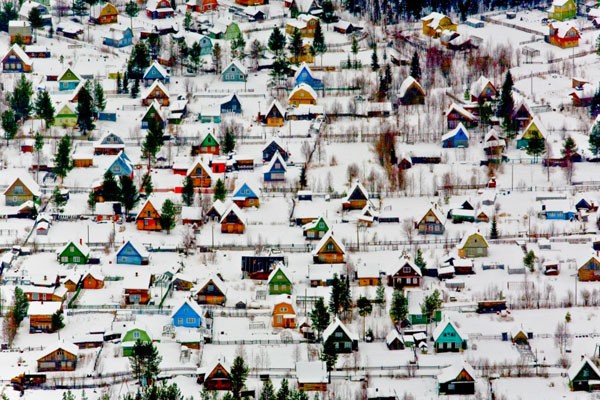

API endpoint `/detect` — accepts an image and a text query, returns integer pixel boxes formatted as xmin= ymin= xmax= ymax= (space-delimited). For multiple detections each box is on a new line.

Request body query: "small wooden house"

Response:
xmin=272 ymin=297 xmax=296 ymax=328
xmin=171 ymin=299 xmax=204 ymax=328
xmin=220 ymin=203 xmax=245 ymax=234
xmin=193 ymin=132 xmax=220 ymax=155
xmin=82 ymin=269 xmax=104 ymax=289
xmin=91 ymin=2 xmax=118 ymax=24
xmin=58 ymin=67 xmax=82 ymax=91
xmin=437 ymin=362 xmax=476 ymax=395
xmin=186 ymin=0 xmax=217 ymax=13
xmin=220 ymin=93 xmax=242 ymax=114
xmin=123 ymin=272 xmax=152 ymax=305
xmin=516 ymin=117 xmax=547 ymax=149
xmin=54 ymin=103 xmax=78 ymax=127
xmin=342 ymin=181 xmax=369 ymax=210
xmin=322 ymin=318 xmax=358 ymax=353
xmin=547 ymin=21 xmax=580 ymax=48
xmin=57 ymin=240 xmax=90 ymax=265
xmin=267 ymin=264 xmax=292 ymax=295
xmin=446 ymin=103 xmax=478 ymax=129
xmin=141 ymin=100 xmax=166 ymax=129
xmin=387 ymin=257 xmax=422 ymax=288
xmin=186 ymin=158 xmax=213 ymax=188
xmin=294 ymin=63 xmax=323 ymax=90
xmin=232 ymin=182 xmax=260 ymax=208
xmin=3 ymin=175 xmax=41 ymax=206
xmin=548 ymin=0 xmax=576 ymax=21
xmin=142 ymin=80 xmax=170 ymax=106
xmin=262 ymin=100 xmax=286 ymax=127
xmin=221 ymin=60 xmax=247 ymax=82
xmin=433 ymin=320 xmax=468 ymax=352
xmin=442 ymin=123 xmax=469 ymax=148
xmin=202 ymin=363 xmax=232 ymax=391
xmin=312 ymin=231 xmax=345 ymax=264
xmin=385 ymin=330 xmax=405 ymax=350
xmin=102 ymin=26 xmax=133 ymax=47
xmin=195 ymin=276 xmax=226 ymax=305
xmin=9 ymin=20 xmax=33 ymax=44
xmin=288 ymin=83 xmax=317 ymax=107
xmin=146 ymin=0 xmax=174 ymax=19
xmin=512 ymin=101 xmax=533 ymax=130
xmin=469 ymin=76 xmax=496 ymax=103
xmin=94 ymin=132 xmax=125 ymax=155
xmin=285 ymin=15 xmax=319 ymax=38
xmin=262 ymin=137 xmax=289 ymax=162
xmin=263 ymin=151 xmax=287 ymax=182
xmin=303 ymin=216 xmax=329 ymax=240
xmin=296 ymin=361 xmax=328 ymax=392
xmin=28 ymin=301 xmax=62 ymax=333
xmin=417 ymin=207 xmax=445 ymax=235
xmin=121 ymin=327 xmax=152 ymax=356
xmin=2 ymin=44 xmax=32 ymax=73
xmin=569 ymin=356 xmax=600 ymax=391
xmin=37 ymin=343 xmax=79 ymax=372
xmin=458 ymin=231 xmax=488 ymax=258
xmin=421 ymin=12 xmax=456 ymax=38
xmin=578 ymin=256 xmax=600 ymax=281
xmin=397 ymin=76 xmax=425 ymax=105
xmin=143 ymin=60 xmax=170 ymax=86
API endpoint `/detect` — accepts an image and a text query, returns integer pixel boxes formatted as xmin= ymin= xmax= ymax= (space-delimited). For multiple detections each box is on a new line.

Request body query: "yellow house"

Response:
xmin=91 ymin=2 xmax=119 ymax=24
xmin=516 ymin=117 xmax=547 ymax=149
xmin=421 ymin=12 xmax=456 ymax=38
xmin=458 ymin=231 xmax=489 ymax=258
xmin=288 ymin=83 xmax=317 ymax=107
xmin=312 ymin=231 xmax=345 ymax=264
xmin=548 ymin=0 xmax=576 ymax=21
xmin=53 ymin=103 xmax=77 ymax=127
xmin=285 ymin=15 xmax=319 ymax=38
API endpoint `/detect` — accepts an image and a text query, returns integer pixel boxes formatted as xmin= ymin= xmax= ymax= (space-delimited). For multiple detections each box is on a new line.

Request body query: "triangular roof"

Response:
xmin=433 ymin=319 xmax=467 ymax=342
xmin=208 ymin=199 xmax=229 ymax=217
xmin=442 ymin=122 xmax=469 ymax=142
xmin=264 ymin=150 xmax=287 ymax=173
xmin=91 ymin=2 xmax=118 ymax=16
xmin=344 ymin=180 xmax=369 ymax=202
xmin=579 ymin=255 xmax=600 ymax=270
xmin=568 ymin=356 xmax=600 ymax=381
xmin=265 ymin=100 xmax=285 ymax=118
xmin=398 ymin=76 xmax=425 ymax=98
xmin=143 ymin=60 xmax=169 ymax=80
xmin=469 ymin=76 xmax=494 ymax=98
xmin=58 ymin=67 xmax=82 ymax=82
xmin=313 ymin=230 xmax=346 ymax=255
xmin=437 ymin=361 xmax=476 ymax=384
xmin=135 ymin=196 xmax=162 ymax=220
xmin=447 ymin=103 xmax=477 ymax=121
xmin=517 ymin=117 xmax=547 ymax=140
xmin=322 ymin=317 xmax=358 ymax=342
xmin=60 ymin=240 xmax=90 ymax=258
xmin=233 ymin=181 xmax=260 ymax=198
xmin=262 ymin=136 xmax=286 ymax=152
xmin=143 ymin=100 xmax=165 ymax=121
xmin=196 ymin=275 xmax=227 ymax=296
xmin=170 ymin=298 xmax=204 ymax=319
xmin=418 ymin=207 xmax=445 ymax=226
xmin=186 ymin=157 xmax=214 ymax=178
xmin=293 ymin=62 xmax=315 ymax=81
xmin=3 ymin=174 xmax=41 ymax=197
xmin=289 ymin=83 xmax=318 ymax=101
xmin=511 ymin=100 xmax=532 ymax=119
xmin=223 ymin=60 xmax=248 ymax=76
xmin=385 ymin=329 xmax=404 ymax=346
xmin=391 ymin=256 xmax=423 ymax=277
xmin=39 ymin=342 xmax=79 ymax=360
xmin=267 ymin=263 xmax=291 ymax=284
xmin=142 ymin=79 xmax=170 ymax=100
xmin=3 ymin=44 xmax=32 ymax=66
xmin=116 ymin=239 xmax=150 ymax=259
xmin=146 ymin=0 xmax=173 ymax=11
xmin=302 ymin=216 xmax=329 ymax=232
xmin=219 ymin=202 xmax=244 ymax=224
xmin=56 ymin=102 xmax=77 ymax=115
xmin=458 ymin=230 xmax=489 ymax=249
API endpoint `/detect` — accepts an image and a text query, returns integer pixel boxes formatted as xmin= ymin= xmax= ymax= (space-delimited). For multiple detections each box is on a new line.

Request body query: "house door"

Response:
xmin=228 ymin=225 xmax=234 ymax=233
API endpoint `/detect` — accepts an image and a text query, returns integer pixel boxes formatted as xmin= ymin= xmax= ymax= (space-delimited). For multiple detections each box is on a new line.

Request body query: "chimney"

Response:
xmin=135 ymin=272 xmax=139 ymax=277
xmin=80 ymin=238 xmax=82 ymax=245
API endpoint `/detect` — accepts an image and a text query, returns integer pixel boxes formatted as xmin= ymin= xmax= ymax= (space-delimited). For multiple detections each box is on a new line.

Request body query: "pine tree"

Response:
xmin=131 ymin=78 xmax=140 ymax=98
xmin=523 ymin=250 xmax=536 ymax=272
xmin=268 ymin=27 xmax=286 ymax=57
xmin=490 ymin=216 xmax=499 ymax=239
xmin=320 ymin=339 xmax=337 ymax=375
xmin=52 ymin=186 xmax=67 ymax=209
xmin=222 ymin=128 xmax=236 ymax=154
xmin=421 ymin=289 xmax=443 ymax=324
xmin=51 ymin=310 xmax=65 ymax=331
xmin=321 ymin=0 xmax=335 ymax=23
xmin=1 ymin=110 xmax=18 ymax=146
xmin=128 ymin=41 xmax=151 ymax=79
xmin=125 ymin=0 xmax=138 ymax=33
xmin=34 ymin=132 xmax=43 ymax=183
xmin=142 ymin=173 xmax=153 ymax=195
xmin=76 ymin=81 xmax=95 ymax=134
xmin=13 ymin=287 xmax=29 ymax=325
xmin=590 ymin=121 xmax=600 ymax=155
xmin=389 ymin=289 xmax=407 ymax=325
xmin=159 ymin=199 xmax=177 ymax=233
xmin=375 ymin=279 xmax=385 ymax=309
xmin=119 ymin=175 xmax=139 ymax=215
xmin=526 ymin=135 xmax=546 ymax=163
xmin=498 ymin=70 xmax=515 ymax=122
xmin=309 ymin=297 xmax=330 ymax=339
xmin=591 ymin=86 xmax=600 ymax=117
xmin=101 ymin=170 xmax=120 ymax=202
xmin=184 ymin=11 xmax=192 ymax=30
xmin=357 ymin=296 xmax=372 ymax=339
xmin=370 ymin=46 xmax=379 ymax=71
xmin=288 ymin=28 xmax=303 ymax=65
xmin=312 ymin=22 xmax=326 ymax=65
xmin=230 ymin=356 xmax=249 ymax=400
xmin=72 ymin=0 xmax=87 ymax=16
xmin=34 ymin=90 xmax=55 ymax=130
xmin=182 ymin=176 xmax=194 ymax=206
xmin=213 ymin=42 xmax=222 ymax=74
xmin=276 ymin=378 xmax=290 ymax=400
xmin=231 ymin=32 xmax=246 ymax=60
xmin=329 ymin=274 xmax=342 ymax=316
xmin=351 ymin=34 xmax=359 ymax=67
xmin=414 ymin=248 xmax=426 ymax=271
xmin=116 ymin=72 xmax=122 ymax=94
xmin=10 ymin=74 xmax=33 ymax=123
xmin=259 ymin=379 xmax=276 ymax=400
xmin=409 ymin=51 xmax=421 ymax=81
xmin=122 ymin=72 xmax=130 ymax=94
xmin=54 ymin=135 xmax=73 ymax=184
xmin=213 ymin=178 xmax=226 ymax=201
xmin=94 ymin=81 xmax=106 ymax=113
xmin=88 ymin=190 xmax=97 ymax=213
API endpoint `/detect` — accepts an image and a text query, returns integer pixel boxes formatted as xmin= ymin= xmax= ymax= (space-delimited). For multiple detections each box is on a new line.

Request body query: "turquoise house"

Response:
xmin=58 ymin=67 xmax=82 ymax=91
xmin=116 ymin=240 xmax=150 ymax=265
xmin=108 ymin=151 xmax=135 ymax=178
xmin=222 ymin=61 xmax=247 ymax=82
xmin=198 ymin=35 xmax=213 ymax=56
xmin=171 ymin=300 xmax=204 ymax=328
xmin=433 ymin=320 xmax=468 ymax=353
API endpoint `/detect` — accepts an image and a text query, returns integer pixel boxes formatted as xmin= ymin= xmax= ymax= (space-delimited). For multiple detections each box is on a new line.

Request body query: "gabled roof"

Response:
xmin=267 ymin=263 xmax=291 ymax=284
xmin=3 ymin=44 xmax=32 ymax=65
xmin=322 ymin=317 xmax=358 ymax=342
xmin=398 ymin=76 xmax=425 ymax=98
xmin=144 ymin=60 xmax=169 ymax=80
xmin=3 ymin=174 xmax=41 ymax=197
xmin=446 ymin=103 xmax=477 ymax=121
xmin=116 ymin=239 xmax=150 ymax=258
xmin=60 ymin=240 xmax=90 ymax=257
xmin=58 ymin=67 xmax=82 ymax=82
xmin=549 ymin=21 xmax=580 ymax=39
xmin=419 ymin=207 xmax=445 ymax=225
xmin=39 ymin=342 xmax=79 ymax=359
xmin=219 ymin=202 xmax=244 ymax=224
xmin=385 ymin=329 xmax=404 ymax=346
xmin=187 ymin=157 xmax=213 ymax=178
xmin=262 ymin=136 xmax=286 ymax=152
xmin=437 ymin=361 xmax=476 ymax=384
xmin=392 ymin=256 xmax=423 ymax=277
xmin=208 ymin=199 xmax=229 ymax=217
xmin=293 ymin=62 xmax=315 ymax=81
xmin=143 ymin=100 xmax=165 ymax=121
xmin=568 ymin=356 xmax=600 ymax=381
xmin=432 ymin=319 xmax=467 ymax=342
xmin=223 ymin=60 xmax=248 ymax=76
xmin=135 ymin=196 xmax=163 ymax=219
xmin=146 ymin=0 xmax=173 ymax=11
xmin=142 ymin=80 xmax=170 ymax=100
xmin=442 ymin=122 xmax=469 ymax=142
xmin=518 ymin=117 xmax=547 ymax=140
xmin=302 ymin=216 xmax=329 ymax=231
xmin=265 ymin=100 xmax=285 ymax=118
xmin=171 ymin=298 xmax=204 ymax=318
xmin=233 ymin=181 xmax=260 ymax=198
xmin=264 ymin=150 xmax=287 ymax=173
xmin=289 ymin=83 xmax=318 ymax=101
xmin=458 ymin=230 xmax=489 ymax=249
xmin=313 ymin=230 xmax=346 ymax=255
xmin=196 ymin=274 xmax=227 ymax=295
xmin=469 ymin=76 xmax=494 ymax=98
xmin=344 ymin=180 xmax=369 ymax=203
xmin=296 ymin=361 xmax=327 ymax=384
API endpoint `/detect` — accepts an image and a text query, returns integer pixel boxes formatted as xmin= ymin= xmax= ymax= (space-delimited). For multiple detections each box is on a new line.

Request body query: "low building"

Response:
xmin=296 ymin=361 xmax=328 ymax=391
xmin=37 ymin=343 xmax=79 ymax=372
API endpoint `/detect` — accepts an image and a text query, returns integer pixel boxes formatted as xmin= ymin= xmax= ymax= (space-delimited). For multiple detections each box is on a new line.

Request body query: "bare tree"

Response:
xmin=554 ymin=321 xmax=570 ymax=355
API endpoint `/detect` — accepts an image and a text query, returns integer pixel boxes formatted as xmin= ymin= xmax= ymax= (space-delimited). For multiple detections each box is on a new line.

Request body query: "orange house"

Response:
xmin=186 ymin=158 xmax=213 ymax=188
xmin=195 ymin=277 xmax=226 ymax=305
xmin=288 ymin=83 xmax=317 ymax=107
xmin=187 ymin=0 xmax=218 ymax=13
xmin=136 ymin=198 xmax=162 ymax=231
xmin=272 ymin=298 xmax=296 ymax=329
xmin=37 ymin=343 xmax=78 ymax=372
xmin=312 ymin=231 xmax=345 ymax=264
xmin=142 ymin=80 xmax=170 ymax=106
xmin=263 ymin=100 xmax=285 ymax=127
xmin=82 ymin=270 xmax=104 ymax=289
xmin=201 ymin=363 xmax=232 ymax=391
xmin=547 ymin=22 xmax=580 ymax=48
xmin=91 ymin=2 xmax=119 ymax=24
xmin=123 ymin=272 xmax=152 ymax=305
xmin=235 ymin=0 xmax=265 ymax=5
xmin=220 ymin=203 xmax=245 ymax=234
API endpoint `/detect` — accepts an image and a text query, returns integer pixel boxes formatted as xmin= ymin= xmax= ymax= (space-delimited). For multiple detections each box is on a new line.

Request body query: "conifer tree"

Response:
xmin=409 ymin=51 xmax=421 ymax=81
xmin=34 ymin=90 xmax=55 ymax=130
xmin=213 ymin=178 xmax=226 ymax=201
xmin=76 ymin=81 xmax=95 ymax=134
xmin=54 ymin=135 xmax=73 ymax=184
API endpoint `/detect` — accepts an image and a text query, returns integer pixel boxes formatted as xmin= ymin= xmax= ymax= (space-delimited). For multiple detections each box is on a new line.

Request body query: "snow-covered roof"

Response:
xmin=39 ymin=342 xmax=79 ymax=359
xmin=458 ymin=230 xmax=488 ymax=250
xmin=142 ymin=80 xmax=169 ymax=100
xmin=568 ymin=356 xmax=600 ymax=381
xmin=421 ymin=12 xmax=448 ymax=29
xmin=437 ymin=361 xmax=476 ymax=383
xmin=116 ymin=239 xmax=150 ymax=258
xmin=469 ymin=76 xmax=493 ymax=98
xmin=2 ymin=173 xmax=41 ymax=197
xmin=289 ymin=83 xmax=318 ymax=101
xmin=549 ymin=21 xmax=580 ymax=39
xmin=398 ymin=76 xmax=424 ymax=98
xmin=385 ymin=329 xmax=403 ymax=346
xmin=59 ymin=240 xmax=90 ymax=258
xmin=267 ymin=263 xmax=290 ymax=284
xmin=441 ymin=122 xmax=469 ymax=142
xmin=219 ymin=202 xmax=244 ymax=224
xmin=187 ymin=157 xmax=213 ymax=178
xmin=296 ymin=361 xmax=327 ymax=383
xmin=146 ymin=0 xmax=174 ymax=11
xmin=406 ymin=289 xmax=425 ymax=315
xmin=144 ymin=60 xmax=169 ymax=80
xmin=28 ymin=301 xmax=62 ymax=316
xmin=123 ymin=271 xmax=152 ymax=290
xmin=171 ymin=299 xmax=204 ymax=318
xmin=447 ymin=103 xmax=476 ymax=121
xmin=518 ymin=117 xmax=547 ymax=140
xmin=432 ymin=320 xmax=467 ymax=341
xmin=5 ymin=44 xmax=32 ymax=65
xmin=313 ymin=230 xmax=346 ymax=255
xmin=223 ymin=60 xmax=247 ymax=76
xmin=322 ymin=317 xmax=358 ymax=342
xmin=263 ymin=150 xmax=287 ymax=173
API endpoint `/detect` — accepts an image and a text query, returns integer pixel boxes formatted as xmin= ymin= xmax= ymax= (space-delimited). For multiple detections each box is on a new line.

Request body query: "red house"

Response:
xmin=186 ymin=0 xmax=218 ymax=13
xmin=547 ymin=22 xmax=580 ymax=48
xmin=146 ymin=0 xmax=174 ymax=19
xmin=200 ymin=363 xmax=232 ymax=390
xmin=123 ymin=271 xmax=152 ymax=305
xmin=387 ymin=257 xmax=423 ymax=288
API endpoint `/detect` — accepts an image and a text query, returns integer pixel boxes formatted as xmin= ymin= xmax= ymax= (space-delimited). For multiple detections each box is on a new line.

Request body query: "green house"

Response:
xmin=458 ymin=231 xmax=489 ymax=258
xmin=432 ymin=320 xmax=467 ymax=353
xmin=58 ymin=67 xmax=82 ymax=91
xmin=224 ymin=22 xmax=241 ymax=40
xmin=121 ymin=327 xmax=153 ymax=356
xmin=569 ymin=356 xmax=600 ymax=391
xmin=57 ymin=241 xmax=90 ymax=265
xmin=322 ymin=318 xmax=358 ymax=354
xmin=407 ymin=289 xmax=442 ymax=325
xmin=302 ymin=217 xmax=329 ymax=240
xmin=267 ymin=264 xmax=292 ymax=295
xmin=548 ymin=0 xmax=576 ymax=21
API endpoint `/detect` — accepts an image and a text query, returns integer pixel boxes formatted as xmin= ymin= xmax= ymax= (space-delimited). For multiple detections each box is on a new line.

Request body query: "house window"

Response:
xmin=61 ymin=256 xmax=68 ymax=263
xmin=178 ymin=318 xmax=183 ymax=325
xmin=584 ymin=369 xmax=590 ymax=377
xmin=403 ymin=267 xmax=411 ymax=273
xmin=208 ymin=284 xmax=214 ymax=292
xmin=133 ymin=331 xmax=140 ymax=339
xmin=70 ymin=246 xmax=75 ymax=253
xmin=281 ymin=307 xmax=287 ymax=312
xmin=14 ymin=185 xmax=23 ymax=194
xmin=335 ymin=331 xmax=343 ymax=337
xmin=186 ymin=317 xmax=196 ymax=324
xmin=344 ymin=342 xmax=351 ymax=349
xmin=326 ymin=243 xmax=334 ymax=251
xmin=273 ymin=284 xmax=279 ymax=290
xmin=73 ymin=257 xmax=80 ymax=263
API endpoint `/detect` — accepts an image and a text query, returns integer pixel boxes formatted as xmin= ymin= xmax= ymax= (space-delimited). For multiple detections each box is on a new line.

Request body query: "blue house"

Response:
xmin=108 ymin=151 xmax=135 ymax=177
xmin=442 ymin=123 xmax=469 ymax=148
xmin=102 ymin=26 xmax=133 ymax=48
xmin=143 ymin=61 xmax=170 ymax=86
xmin=198 ymin=35 xmax=213 ymax=56
xmin=2 ymin=44 xmax=32 ymax=73
xmin=263 ymin=151 xmax=287 ymax=182
xmin=262 ymin=137 xmax=289 ymax=162
xmin=171 ymin=299 xmax=204 ymax=328
xmin=58 ymin=67 xmax=82 ymax=91
xmin=116 ymin=240 xmax=150 ymax=265
xmin=233 ymin=182 xmax=261 ymax=208
xmin=433 ymin=320 xmax=468 ymax=352
xmin=220 ymin=93 xmax=242 ymax=114
xmin=221 ymin=60 xmax=247 ymax=82
xmin=540 ymin=200 xmax=576 ymax=220
xmin=294 ymin=63 xmax=323 ymax=90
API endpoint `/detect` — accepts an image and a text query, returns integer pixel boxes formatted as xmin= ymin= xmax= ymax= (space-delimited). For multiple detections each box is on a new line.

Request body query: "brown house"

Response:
xmin=37 ymin=343 xmax=79 ymax=372
xmin=296 ymin=361 xmax=328 ymax=392
xmin=29 ymin=302 xmax=63 ymax=333
xmin=195 ymin=276 xmax=226 ymax=305
xmin=220 ymin=203 xmax=245 ymax=234
xmin=578 ymin=256 xmax=600 ymax=281
xmin=387 ymin=257 xmax=422 ymax=288
xmin=186 ymin=158 xmax=213 ymax=188
xmin=342 ymin=181 xmax=369 ymax=210
xmin=82 ymin=269 xmax=104 ymax=289
xmin=312 ymin=231 xmax=345 ymax=264
xmin=123 ymin=271 xmax=152 ymax=304
xmin=142 ymin=80 xmax=170 ymax=106
xmin=200 ymin=363 xmax=232 ymax=391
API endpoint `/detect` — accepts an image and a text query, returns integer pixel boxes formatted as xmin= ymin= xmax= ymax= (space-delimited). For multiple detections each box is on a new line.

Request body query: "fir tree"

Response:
xmin=13 ymin=287 xmax=29 ymax=325
xmin=72 ymin=0 xmax=87 ymax=16
xmin=213 ymin=178 xmax=226 ymax=201
xmin=421 ymin=289 xmax=443 ymax=324
xmin=389 ymin=289 xmax=407 ymax=325
xmin=76 ymin=81 xmax=95 ymax=134
xmin=10 ymin=74 xmax=33 ymax=123
xmin=182 ymin=176 xmax=194 ymax=206
xmin=54 ymin=135 xmax=73 ymax=184
xmin=523 ymin=250 xmax=536 ymax=272
xmin=351 ymin=34 xmax=359 ymax=67
xmin=1 ymin=110 xmax=17 ymax=146
xmin=101 ymin=170 xmax=120 ymax=202
xmin=591 ymin=86 xmax=600 ymax=117
xmin=498 ymin=71 xmax=515 ymax=122
xmin=409 ymin=51 xmax=421 ymax=81
xmin=320 ymin=339 xmax=337 ymax=377
xmin=288 ymin=28 xmax=303 ymax=65
xmin=222 ymin=128 xmax=236 ymax=154
xmin=88 ymin=190 xmax=97 ymax=213
xmin=414 ymin=248 xmax=426 ymax=271
xmin=370 ymin=46 xmax=379 ymax=71
xmin=125 ymin=0 xmax=138 ymax=33
xmin=268 ymin=27 xmax=286 ymax=57
xmin=52 ymin=186 xmax=67 ymax=209
xmin=129 ymin=340 xmax=162 ymax=386
xmin=230 ymin=356 xmax=249 ymax=400
xmin=159 ymin=199 xmax=177 ymax=234
xmin=357 ymin=296 xmax=372 ymax=339
xmin=213 ymin=42 xmax=222 ymax=74
xmin=34 ymin=90 xmax=55 ymax=130
xmin=51 ymin=310 xmax=65 ymax=331
xmin=590 ymin=121 xmax=600 ymax=155
xmin=259 ymin=379 xmax=276 ymax=400
xmin=131 ymin=78 xmax=140 ymax=98
xmin=94 ymin=81 xmax=106 ymax=113
xmin=309 ymin=297 xmax=330 ymax=339
xmin=116 ymin=72 xmax=122 ymax=94
xmin=526 ymin=134 xmax=546 ymax=163
xmin=142 ymin=173 xmax=153 ymax=195
xmin=122 ymin=72 xmax=130 ymax=94
xmin=312 ymin=21 xmax=326 ymax=65
xmin=490 ymin=216 xmax=499 ymax=239
xmin=119 ymin=175 xmax=139 ymax=216
xmin=276 ymin=378 xmax=290 ymax=400
xmin=321 ymin=0 xmax=335 ymax=23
